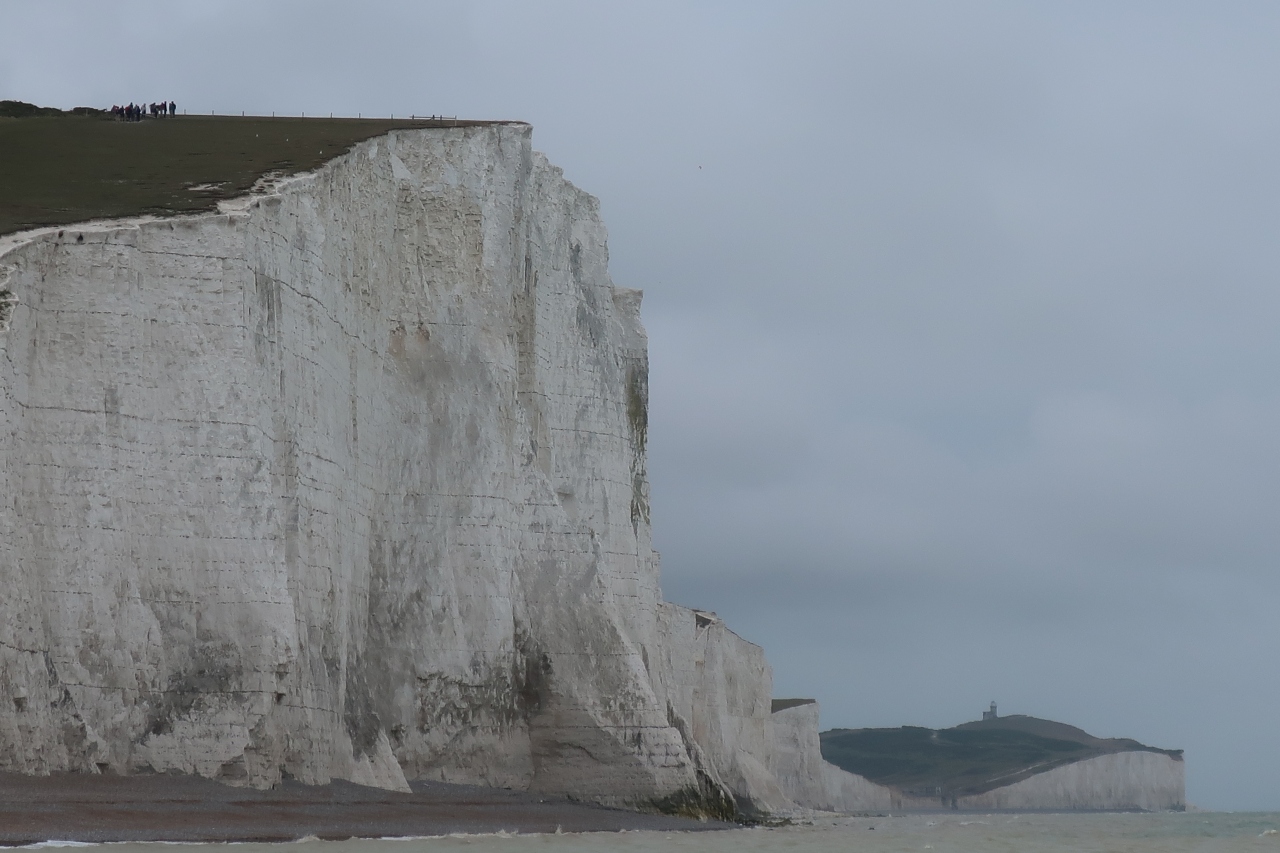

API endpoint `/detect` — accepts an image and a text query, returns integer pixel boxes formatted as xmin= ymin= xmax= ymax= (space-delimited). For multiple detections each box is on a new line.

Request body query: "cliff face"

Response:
xmin=0 ymin=124 xmax=777 ymax=814
xmin=955 ymin=752 xmax=1185 ymax=812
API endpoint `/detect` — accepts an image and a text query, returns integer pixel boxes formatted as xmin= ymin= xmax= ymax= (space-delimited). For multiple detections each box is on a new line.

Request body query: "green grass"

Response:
xmin=771 ymin=698 xmax=816 ymax=713
xmin=0 ymin=105 xmax=506 ymax=237
xmin=820 ymin=717 xmax=1180 ymax=798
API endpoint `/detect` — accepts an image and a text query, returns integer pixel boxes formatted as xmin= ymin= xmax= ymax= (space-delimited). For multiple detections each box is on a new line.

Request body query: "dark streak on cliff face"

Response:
xmin=626 ymin=361 xmax=649 ymax=533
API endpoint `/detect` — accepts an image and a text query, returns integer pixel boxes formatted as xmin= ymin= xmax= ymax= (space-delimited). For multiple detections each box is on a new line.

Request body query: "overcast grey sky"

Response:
xmin=5 ymin=0 xmax=1279 ymax=811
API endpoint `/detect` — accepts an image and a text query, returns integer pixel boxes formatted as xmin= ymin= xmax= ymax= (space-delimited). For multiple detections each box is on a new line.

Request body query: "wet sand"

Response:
xmin=0 ymin=773 xmax=732 ymax=844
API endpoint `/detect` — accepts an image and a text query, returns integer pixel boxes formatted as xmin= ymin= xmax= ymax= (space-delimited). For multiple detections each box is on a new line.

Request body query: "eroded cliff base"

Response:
xmin=0 ymin=772 xmax=732 ymax=844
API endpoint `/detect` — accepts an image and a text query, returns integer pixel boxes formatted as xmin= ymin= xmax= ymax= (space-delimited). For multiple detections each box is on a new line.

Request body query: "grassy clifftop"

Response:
xmin=821 ymin=715 xmax=1182 ymax=798
xmin=0 ymin=102 xmax=509 ymax=237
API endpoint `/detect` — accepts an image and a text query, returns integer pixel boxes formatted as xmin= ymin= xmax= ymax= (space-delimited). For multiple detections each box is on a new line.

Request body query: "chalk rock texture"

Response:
xmin=0 ymin=124 xmax=779 ymax=814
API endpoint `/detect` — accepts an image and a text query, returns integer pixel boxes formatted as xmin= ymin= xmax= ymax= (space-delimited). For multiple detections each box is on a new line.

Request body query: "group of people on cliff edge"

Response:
xmin=111 ymin=101 xmax=175 ymax=121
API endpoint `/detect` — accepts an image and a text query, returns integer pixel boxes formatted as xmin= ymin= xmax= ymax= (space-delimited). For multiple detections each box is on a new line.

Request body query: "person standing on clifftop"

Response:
xmin=169 ymin=100 xmax=175 ymax=116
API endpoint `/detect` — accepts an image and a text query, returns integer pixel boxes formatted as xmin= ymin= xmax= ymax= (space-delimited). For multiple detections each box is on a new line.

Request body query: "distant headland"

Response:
xmin=819 ymin=703 xmax=1184 ymax=811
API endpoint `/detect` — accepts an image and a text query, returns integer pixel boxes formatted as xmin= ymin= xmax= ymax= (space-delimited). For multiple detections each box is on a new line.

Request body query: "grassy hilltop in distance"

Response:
xmin=0 ymin=100 xmax=505 ymax=238
xmin=821 ymin=714 xmax=1184 ymax=798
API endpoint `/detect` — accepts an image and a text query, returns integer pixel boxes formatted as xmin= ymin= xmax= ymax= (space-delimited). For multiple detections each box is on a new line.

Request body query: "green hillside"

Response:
xmin=820 ymin=715 xmax=1181 ymax=798
xmin=0 ymin=101 xmax=508 ymax=237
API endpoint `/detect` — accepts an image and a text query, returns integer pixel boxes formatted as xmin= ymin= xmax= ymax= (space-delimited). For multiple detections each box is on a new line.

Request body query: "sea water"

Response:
xmin=27 ymin=813 xmax=1280 ymax=853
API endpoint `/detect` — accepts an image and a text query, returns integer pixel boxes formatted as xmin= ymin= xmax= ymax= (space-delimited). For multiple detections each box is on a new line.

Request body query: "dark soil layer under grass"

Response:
xmin=0 ymin=104 xmax=509 ymax=237
xmin=820 ymin=715 xmax=1182 ymax=798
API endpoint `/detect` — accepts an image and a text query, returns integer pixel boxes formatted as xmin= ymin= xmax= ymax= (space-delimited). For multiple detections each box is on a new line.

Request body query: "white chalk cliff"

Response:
xmin=0 ymin=123 xmax=805 ymax=815
xmin=769 ymin=700 xmax=892 ymax=812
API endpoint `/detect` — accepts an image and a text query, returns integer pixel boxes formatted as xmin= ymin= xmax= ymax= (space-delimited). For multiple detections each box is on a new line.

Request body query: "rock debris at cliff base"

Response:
xmin=0 ymin=772 xmax=732 ymax=843
xmin=0 ymin=111 xmax=506 ymax=237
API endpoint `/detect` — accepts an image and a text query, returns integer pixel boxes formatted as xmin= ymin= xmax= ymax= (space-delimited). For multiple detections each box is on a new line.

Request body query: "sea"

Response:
xmin=23 ymin=812 xmax=1280 ymax=853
